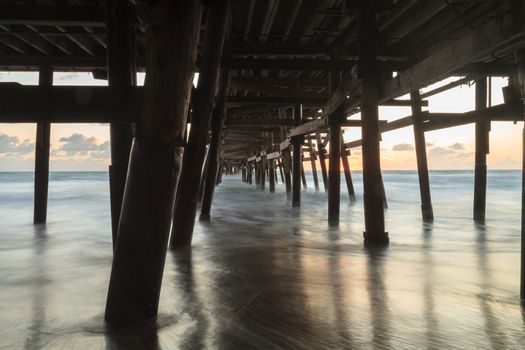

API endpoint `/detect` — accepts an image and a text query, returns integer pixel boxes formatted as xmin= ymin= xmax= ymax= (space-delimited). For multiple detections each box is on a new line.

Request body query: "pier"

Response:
xmin=0 ymin=0 xmax=525 ymax=344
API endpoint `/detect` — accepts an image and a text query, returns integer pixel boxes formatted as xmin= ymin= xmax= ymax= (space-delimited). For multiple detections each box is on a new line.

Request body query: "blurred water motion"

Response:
xmin=0 ymin=171 xmax=524 ymax=349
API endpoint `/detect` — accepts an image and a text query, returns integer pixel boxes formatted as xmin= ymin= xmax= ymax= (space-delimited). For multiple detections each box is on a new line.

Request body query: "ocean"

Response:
xmin=0 ymin=170 xmax=524 ymax=349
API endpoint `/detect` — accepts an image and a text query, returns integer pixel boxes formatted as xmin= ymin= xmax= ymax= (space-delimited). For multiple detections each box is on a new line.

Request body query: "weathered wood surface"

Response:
xmin=171 ymin=0 xmax=231 ymax=248
xmin=105 ymin=0 xmax=202 ymax=326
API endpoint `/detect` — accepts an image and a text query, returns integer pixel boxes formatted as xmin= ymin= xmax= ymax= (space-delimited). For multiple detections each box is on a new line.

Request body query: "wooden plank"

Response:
xmin=0 ymin=5 xmax=106 ymax=27
xmin=266 ymin=151 xmax=281 ymax=160
xmin=381 ymin=13 xmax=524 ymax=101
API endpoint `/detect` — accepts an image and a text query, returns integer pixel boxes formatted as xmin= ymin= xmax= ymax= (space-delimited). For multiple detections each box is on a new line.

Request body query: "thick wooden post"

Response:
xmin=269 ymin=159 xmax=276 ymax=192
xmin=247 ymin=161 xmax=253 ymax=184
xmin=340 ymin=136 xmax=356 ymax=202
xmin=105 ymin=0 xmax=202 ymax=326
xmin=282 ymin=148 xmax=293 ymax=198
xmin=358 ymin=0 xmax=388 ymax=243
xmin=308 ymin=140 xmax=320 ymax=191
xmin=33 ymin=66 xmax=52 ymax=224
xmin=278 ymin=158 xmax=285 ymax=183
xmin=107 ymin=0 xmax=135 ymax=246
xmin=328 ymin=112 xmax=343 ymax=222
xmin=170 ymin=0 xmax=230 ymax=248
xmin=521 ymin=126 xmax=525 ymax=300
xmin=328 ymin=68 xmax=343 ymax=221
xmin=300 ymin=159 xmax=307 ymax=189
xmin=411 ymin=91 xmax=434 ymax=222
xmin=261 ymin=154 xmax=266 ymax=190
xmin=198 ymin=146 xmax=210 ymax=202
xmin=200 ymin=72 xmax=230 ymax=221
xmin=292 ymin=105 xmax=303 ymax=207
xmin=316 ymin=133 xmax=329 ymax=191
xmin=255 ymin=161 xmax=261 ymax=186
xmin=474 ymin=77 xmax=489 ymax=221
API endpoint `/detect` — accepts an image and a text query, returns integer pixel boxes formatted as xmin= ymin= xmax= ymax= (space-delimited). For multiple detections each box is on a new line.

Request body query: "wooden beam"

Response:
xmin=33 ymin=66 xmax=52 ymax=224
xmin=0 ymin=5 xmax=106 ymax=27
xmin=0 ymin=85 xmax=141 ymax=123
xmin=228 ymin=95 xmax=326 ymax=105
xmin=381 ymin=13 xmax=525 ymax=101
xmin=226 ymin=118 xmax=293 ymax=126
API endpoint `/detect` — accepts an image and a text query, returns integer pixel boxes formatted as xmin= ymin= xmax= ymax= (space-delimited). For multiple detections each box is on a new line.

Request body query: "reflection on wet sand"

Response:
xmin=1 ymin=175 xmax=525 ymax=349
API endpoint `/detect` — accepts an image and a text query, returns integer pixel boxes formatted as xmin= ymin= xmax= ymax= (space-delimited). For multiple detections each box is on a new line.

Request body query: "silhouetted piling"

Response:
xmin=308 ymin=139 xmax=320 ymax=191
xmin=33 ymin=66 xmax=52 ymax=224
xmin=200 ymin=72 xmax=230 ymax=221
xmin=107 ymin=0 xmax=135 ymax=245
xmin=105 ymin=0 xmax=202 ymax=326
xmin=411 ymin=91 xmax=433 ymax=222
xmin=340 ymin=136 xmax=356 ymax=202
xmin=474 ymin=77 xmax=489 ymax=221
xmin=316 ymin=133 xmax=328 ymax=191
xmin=292 ymin=105 xmax=303 ymax=207
xmin=358 ymin=0 xmax=388 ymax=243
xmin=171 ymin=0 xmax=231 ymax=248
xmin=269 ymin=159 xmax=276 ymax=192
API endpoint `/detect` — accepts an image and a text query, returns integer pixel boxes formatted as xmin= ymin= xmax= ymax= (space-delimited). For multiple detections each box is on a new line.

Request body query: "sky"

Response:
xmin=0 ymin=72 xmax=522 ymax=171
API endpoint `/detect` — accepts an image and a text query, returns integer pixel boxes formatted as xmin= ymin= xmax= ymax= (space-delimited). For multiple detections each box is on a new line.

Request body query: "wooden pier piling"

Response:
xmin=328 ymin=112 xmax=342 ymax=222
xmin=340 ymin=136 xmax=356 ymax=202
xmin=282 ymin=148 xmax=293 ymax=199
xmin=316 ymin=133 xmax=329 ymax=191
xmin=300 ymin=160 xmax=307 ymax=189
xmin=33 ymin=66 xmax=52 ymax=224
xmin=474 ymin=77 xmax=489 ymax=221
xmin=107 ymin=0 xmax=135 ymax=245
xmin=292 ymin=105 xmax=303 ymax=207
xmin=105 ymin=0 xmax=202 ymax=326
xmin=308 ymin=139 xmax=320 ymax=191
xmin=200 ymin=72 xmax=230 ymax=221
xmin=170 ymin=0 xmax=230 ymax=248
xmin=269 ymin=159 xmax=276 ymax=192
xmin=411 ymin=91 xmax=434 ymax=222
xmin=358 ymin=0 xmax=388 ymax=243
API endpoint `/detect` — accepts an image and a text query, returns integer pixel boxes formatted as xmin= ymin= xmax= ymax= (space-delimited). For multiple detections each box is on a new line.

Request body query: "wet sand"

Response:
xmin=0 ymin=173 xmax=524 ymax=349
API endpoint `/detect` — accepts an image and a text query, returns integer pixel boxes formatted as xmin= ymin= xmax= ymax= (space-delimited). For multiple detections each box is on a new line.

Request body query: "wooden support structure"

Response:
xmin=358 ymin=0 xmax=388 ymax=243
xmin=316 ymin=133 xmax=328 ymax=192
xmin=473 ymin=77 xmax=489 ymax=221
xmin=171 ymin=0 xmax=230 ymax=248
xmin=282 ymin=148 xmax=292 ymax=198
xmin=292 ymin=105 xmax=303 ymax=207
xmin=200 ymin=72 xmax=230 ymax=221
xmin=328 ymin=68 xmax=343 ymax=222
xmin=33 ymin=65 xmax=52 ymax=224
xmin=328 ymin=120 xmax=342 ymax=222
xmin=105 ymin=0 xmax=202 ymax=326
xmin=107 ymin=0 xmax=135 ymax=245
xmin=277 ymin=158 xmax=285 ymax=183
xmin=411 ymin=91 xmax=433 ymax=222
xmin=260 ymin=153 xmax=266 ymax=191
xmin=269 ymin=159 xmax=276 ymax=192
xmin=340 ymin=136 xmax=356 ymax=202
xmin=300 ymin=158 xmax=307 ymax=189
xmin=308 ymin=140 xmax=320 ymax=191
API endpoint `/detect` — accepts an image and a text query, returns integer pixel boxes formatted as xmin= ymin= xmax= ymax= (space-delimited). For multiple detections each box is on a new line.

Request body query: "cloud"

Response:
xmin=456 ymin=151 xmax=473 ymax=158
xmin=429 ymin=146 xmax=455 ymax=156
xmin=391 ymin=143 xmax=414 ymax=151
xmin=448 ymin=142 xmax=465 ymax=150
xmin=0 ymin=134 xmax=34 ymax=156
xmin=54 ymin=133 xmax=110 ymax=162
